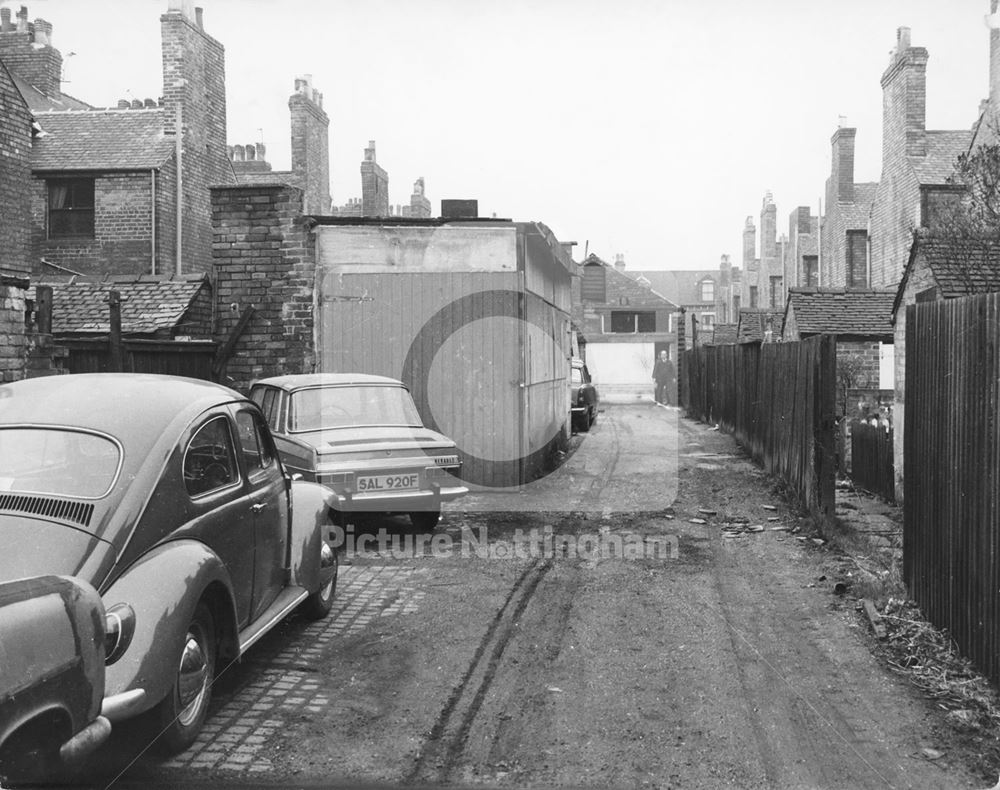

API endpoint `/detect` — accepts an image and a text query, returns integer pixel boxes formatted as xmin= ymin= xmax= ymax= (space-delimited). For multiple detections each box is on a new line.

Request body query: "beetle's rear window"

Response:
xmin=0 ymin=427 xmax=122 ymax=499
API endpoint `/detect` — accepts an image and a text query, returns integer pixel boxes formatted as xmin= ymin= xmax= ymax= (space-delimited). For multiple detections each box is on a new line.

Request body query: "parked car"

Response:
xmin=570 ymin=358 xmax=598 ymax=432
xmin=0 ymin=374 xmax=339 ymax=755
xmin=249 ymin=374 xmax=468 ymax=531
xmin=0 ymin=575 xmax=110 ymax=784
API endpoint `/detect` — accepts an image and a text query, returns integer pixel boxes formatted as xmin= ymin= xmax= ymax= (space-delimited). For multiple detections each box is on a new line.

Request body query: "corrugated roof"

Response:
xmin=910 ymin=130 xmax=973 ymax=185
xmin=29 ymin=274 xmax=209 ymax=335
xmin=32 ymin=109 xmax=175 ymax=171
xmin=785 ymin=288 xmax=895 ymax=338
xmin=736 ymin=309 xmax=784 ymax=343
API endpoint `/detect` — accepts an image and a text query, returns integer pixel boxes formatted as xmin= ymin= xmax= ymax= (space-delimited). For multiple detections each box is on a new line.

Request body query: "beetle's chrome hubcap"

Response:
xmin=177 ymin=631 xmax=209 ymax=726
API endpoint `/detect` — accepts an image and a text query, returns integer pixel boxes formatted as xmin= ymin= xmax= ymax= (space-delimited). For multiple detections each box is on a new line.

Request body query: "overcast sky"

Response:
xmin=14 ymin=0 xmax=993 ymax=270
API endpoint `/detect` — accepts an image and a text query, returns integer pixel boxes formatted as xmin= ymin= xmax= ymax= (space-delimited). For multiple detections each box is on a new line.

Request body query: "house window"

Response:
xmin=581 ymin=263 xmax=606 ymax=303
xmin=803 ymin=255 xmax=818 ymax=287
xmin=769 ymin=276 xmax=783 ymax=308
xmin=749 ymin=286 xmax=759 ymax=308
xmin=700 ymin=313 xmax=715 ymax=328
xmin=610 ymin=310 xmax=655 ymax=333
xmin=846 ymin=230 xmax=868 ymax=287
xmin=48 ymin=178 xmax=95 ymax=238
xmin=700 ymin=279 xmax=715 ymax=302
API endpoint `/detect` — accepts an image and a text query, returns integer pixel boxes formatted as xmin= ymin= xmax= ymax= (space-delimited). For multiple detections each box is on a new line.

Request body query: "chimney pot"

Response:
xmin=118 ymin=99 xmax=130 ymax=109
xmin=131 ymin=99 xmax=143 ymax=109
xmin=195 ymin=7 xmax=203 ymax=28
xmin=0 ymin=9 xmax=10 ymax=32
xmin=897 ymin=26 xmax=911 ymax=52
xmin=246 ymin=144 xmax=256 ymax=161
xmin=256 ymin=142 xmax=266 ymax=161
xmin=144 ymin=98 xmax=156 ymax=108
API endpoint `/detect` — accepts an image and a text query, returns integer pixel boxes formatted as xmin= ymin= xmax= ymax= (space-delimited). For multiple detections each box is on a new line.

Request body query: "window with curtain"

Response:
xmin=48 ymin=178 xmax=95 ymax=238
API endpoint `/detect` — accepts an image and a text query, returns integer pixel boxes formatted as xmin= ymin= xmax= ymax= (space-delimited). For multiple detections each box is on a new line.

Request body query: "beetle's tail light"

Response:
xmin=104 ymin=603 xmax=136 ymax=665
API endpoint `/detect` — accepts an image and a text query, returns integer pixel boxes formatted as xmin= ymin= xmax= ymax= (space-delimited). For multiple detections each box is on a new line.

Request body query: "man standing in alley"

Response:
xmin=652 ymin=350 xmax=674 ymax=405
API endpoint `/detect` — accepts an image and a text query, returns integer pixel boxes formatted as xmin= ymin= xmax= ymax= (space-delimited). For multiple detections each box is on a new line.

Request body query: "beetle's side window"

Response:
xmin=260 ymin=388 xmax=278 ymax=428
xmin=235 ymin=410 xmax=275 ymax=477
xmin=184 ymin=417 xmax=239 ymax=497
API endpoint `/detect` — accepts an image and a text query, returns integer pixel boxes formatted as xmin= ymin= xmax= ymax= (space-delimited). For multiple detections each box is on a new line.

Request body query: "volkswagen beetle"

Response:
xmin=0 ymin=374 xmax=339 ymax=754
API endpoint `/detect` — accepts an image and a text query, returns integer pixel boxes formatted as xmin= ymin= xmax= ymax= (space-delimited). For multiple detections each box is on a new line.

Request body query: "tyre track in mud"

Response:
xmin=404 ymin=557 xmax=554 ymax=784
xmin=406 ymin=412 xmax=626 ymax=784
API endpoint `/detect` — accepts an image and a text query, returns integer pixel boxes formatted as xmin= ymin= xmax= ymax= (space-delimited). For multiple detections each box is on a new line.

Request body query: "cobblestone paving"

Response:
xmin=159 ymin=564 xmax=427 ymax=773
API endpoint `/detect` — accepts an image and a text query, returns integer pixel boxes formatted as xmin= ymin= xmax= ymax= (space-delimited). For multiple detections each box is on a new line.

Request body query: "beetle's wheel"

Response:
xmin=149 ymin=601 xmax=216 ymax=755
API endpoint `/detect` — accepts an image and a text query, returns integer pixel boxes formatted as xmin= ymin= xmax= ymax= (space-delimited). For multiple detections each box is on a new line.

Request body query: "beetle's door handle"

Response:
xmin=250 ymin=502 xmax=268 ymax=513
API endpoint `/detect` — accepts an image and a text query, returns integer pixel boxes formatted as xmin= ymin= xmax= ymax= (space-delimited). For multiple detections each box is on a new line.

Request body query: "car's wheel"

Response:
xmin=589 ymin=407 xmax=597 ymax=427
xmin=577 ymin=411 xmax=592 ymax=432
xmin=410 ymin=510 xmax=441 ymax=531
xmin=149 ymin=601 xmax=216 ymax=755
xmin=301 ymin=540 xmax=338 ymax=620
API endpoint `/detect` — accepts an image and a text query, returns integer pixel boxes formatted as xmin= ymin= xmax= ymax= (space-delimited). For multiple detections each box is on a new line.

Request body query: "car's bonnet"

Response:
xmin=0 ymin=517 xmax=116 ymax=588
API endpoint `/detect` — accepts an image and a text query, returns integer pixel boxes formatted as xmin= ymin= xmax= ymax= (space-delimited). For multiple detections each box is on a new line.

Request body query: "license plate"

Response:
xmin=356 ymin=473 xmax=420 ymax=492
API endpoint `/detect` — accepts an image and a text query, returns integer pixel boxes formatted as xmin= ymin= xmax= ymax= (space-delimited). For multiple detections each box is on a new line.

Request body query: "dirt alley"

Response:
xmin=91 ymin=403 xmax=989 ymax=790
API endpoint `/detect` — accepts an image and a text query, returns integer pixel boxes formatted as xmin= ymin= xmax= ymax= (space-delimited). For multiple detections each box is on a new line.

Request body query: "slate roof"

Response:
xmin=842 ymin=182 xmax=877 ymax=228
xmin=581 ymin=255 xmax=678 ymax=309
xmin=32 ymin=109 xmax=175 ymax=171
xmin=910 ymin=130 xmax=973 ymax=185
xmin=629 ymin=269 xmax=719 ymax=306
xmin=29 ymin=274 xmax=210 ymax=335
xmin=11 ymin=73 xmax=93 ymax=113
xmin=784 ymin=288 xmax=895 ymax=339
xmin=710 ymin=323 xmax=738 ymax=344
xmin=736 ymin=309 xmax=784 ymax=344
xmin=893 ymin=233 xmax=1000 ymax=318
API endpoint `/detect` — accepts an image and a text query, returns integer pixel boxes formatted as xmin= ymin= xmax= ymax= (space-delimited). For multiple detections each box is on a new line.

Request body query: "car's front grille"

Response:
xmin=0 ymin=494 xmax=95 ymax=528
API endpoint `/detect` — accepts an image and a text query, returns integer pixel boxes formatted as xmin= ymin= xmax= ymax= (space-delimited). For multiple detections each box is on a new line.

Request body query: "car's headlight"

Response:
xmin=104 ymin=603 xmax=136 ymax=665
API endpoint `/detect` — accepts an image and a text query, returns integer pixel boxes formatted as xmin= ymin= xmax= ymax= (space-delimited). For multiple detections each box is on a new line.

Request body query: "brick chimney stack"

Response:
xmin=289 ymin=74 xmax=331 ymax=214
xmin=0 ymin=6 xmax=63 ymax=98
xmin=830 ymin=127 xmax=856 ymax=203
xmin=881 ymin=26 xmax=928 ymax=161
xmin=743 ymin=216 xmax=757 ymax=271
xmin=361 ymin=140 xmax=389 ymax=217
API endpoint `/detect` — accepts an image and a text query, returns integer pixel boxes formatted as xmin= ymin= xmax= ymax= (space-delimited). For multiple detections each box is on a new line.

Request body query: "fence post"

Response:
xmin=107 ymin=290 xmax=124 ymax=373
xmin=814 ymin=334 xmax=837 ymax=516
xmin=677 ymin=307 xmax=686 ymax=408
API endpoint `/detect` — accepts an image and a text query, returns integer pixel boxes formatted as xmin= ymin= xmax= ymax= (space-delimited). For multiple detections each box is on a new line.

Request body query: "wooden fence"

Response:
xmin=683 ymin=335 xmax=836 ymax=517
xmin=849 ymin=421 xmax=895 ymax=503
xmin=904 ymin=293 xmax=1000 ymax=683
xmin=60 ymin=338 xmax=217 ymax=381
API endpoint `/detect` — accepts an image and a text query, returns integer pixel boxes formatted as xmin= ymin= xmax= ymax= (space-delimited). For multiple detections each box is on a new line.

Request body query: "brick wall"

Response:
xmin=161 ymin=9 xmax=235 ymax=274
xmin=892 ymin=248 xmax=938 ymax=502
xmin=30 ymin=172 xmax=157 ymax=275
xmin=0 ymin=280 xmax=27 ymax=382
xmin=211 ymin=184 xmax=314 ymax=391
xmin=289 ymin=77 xmax=331 ymax=215
xmin=0 ymin=63 xmax=30 ymax=277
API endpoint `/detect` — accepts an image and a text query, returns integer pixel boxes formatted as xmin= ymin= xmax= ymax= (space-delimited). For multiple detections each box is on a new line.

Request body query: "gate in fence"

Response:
xmin=849 ymin=421 xmax=895 ymax=503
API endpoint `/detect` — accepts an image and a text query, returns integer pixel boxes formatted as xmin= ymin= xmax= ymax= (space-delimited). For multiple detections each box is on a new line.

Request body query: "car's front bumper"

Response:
xmin=101 ymin=688 xmax=147 ymax=723
xmin=59 ymin=715 xmax=111 ymax=764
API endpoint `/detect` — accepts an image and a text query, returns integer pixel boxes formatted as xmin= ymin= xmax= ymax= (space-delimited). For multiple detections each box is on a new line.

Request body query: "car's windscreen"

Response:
xmin=0 ymin=427 xmax=121 ymax=499
xmin=571 ymin=368 xmax=583 ymax=385
xmin=289 ymin=386 xmax=423 ymax=432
